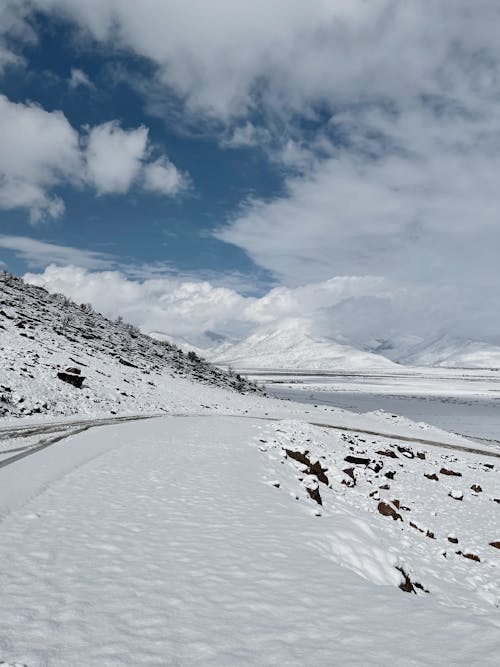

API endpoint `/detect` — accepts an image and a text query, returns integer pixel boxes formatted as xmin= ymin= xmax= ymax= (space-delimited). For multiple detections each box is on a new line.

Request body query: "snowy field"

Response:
xmin=255 ymin=368 xmax=500 ymax=443
xmin=0 ymin=413 xmax=499 ymax=666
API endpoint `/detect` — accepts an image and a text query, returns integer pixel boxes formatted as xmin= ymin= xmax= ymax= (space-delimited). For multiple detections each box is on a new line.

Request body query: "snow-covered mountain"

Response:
xmin=207 ymin=319 xmax=398 ymax=370
xmin=384 ymin=334 xmax=500 ymax=369
xmin=0 ymin=272 xmax=258 ymax=419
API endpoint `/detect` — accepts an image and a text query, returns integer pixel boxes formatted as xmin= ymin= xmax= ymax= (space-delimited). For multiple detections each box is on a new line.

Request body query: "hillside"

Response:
xmin=0 ymin=272 xmax=257 ymax=419
xmin=209 ymin=319 xmax=398 ymax=370
xmin=392 ymin=335 xmax=500 ymax=369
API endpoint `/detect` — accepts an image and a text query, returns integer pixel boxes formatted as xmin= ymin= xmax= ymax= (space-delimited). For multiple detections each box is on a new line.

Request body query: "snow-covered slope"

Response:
xmin=393 ymin=335 xmax=500 ymax=369
xmin=0 ymin=415 xmax=499 ymax=666
xmin=210 ymin=319 xmax=398 ymax=370
xmin=0 ymin=272 xmax=258 ymax=419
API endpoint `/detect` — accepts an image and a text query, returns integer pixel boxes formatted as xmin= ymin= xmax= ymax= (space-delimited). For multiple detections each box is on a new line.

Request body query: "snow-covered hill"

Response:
xmin=208 ymin=319 xmax=398 ymax=370
xmin=390 ymin=335 xmax=500 ymax=369
xmin=0 ymin=272 xmax=258 ymax=419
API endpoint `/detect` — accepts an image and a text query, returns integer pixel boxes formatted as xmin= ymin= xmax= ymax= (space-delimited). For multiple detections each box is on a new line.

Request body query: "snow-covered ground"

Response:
xmin=0 ymin=415 xmax=499 ymax=666
xmin=2 ymin=273 xmax=500 ymax=665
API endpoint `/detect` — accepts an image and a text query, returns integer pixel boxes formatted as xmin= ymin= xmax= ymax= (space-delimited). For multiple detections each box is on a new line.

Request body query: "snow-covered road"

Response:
xmin=0 ymin=416 xmax=498 ymax=666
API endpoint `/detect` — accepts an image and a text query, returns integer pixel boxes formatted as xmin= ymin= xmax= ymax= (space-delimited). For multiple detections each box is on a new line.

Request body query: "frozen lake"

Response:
xmin=246 ymin=369 xmax=500 ymax=443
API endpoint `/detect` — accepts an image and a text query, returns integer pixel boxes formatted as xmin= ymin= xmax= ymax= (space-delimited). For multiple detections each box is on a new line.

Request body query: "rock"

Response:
xmin=448 ymin=490 xmax=463 ymax=501
xmin=376 ymin=449 xmax=398 ymax=458
xmin=377 ymin=501 xmax=402 ymax=521
xmin=57 ymin=371 xmax=85 ymax=389
xmin=306 ymin=485 xmax=322 ymax=506
xmin=417 ymin=452 xmax=426 ymax=460
xmin=489 ymin=541 xmax=500 ymax=550
xmin=397 ymin=446 xmax=415 ymax=458
xmin=285 ymin=449 xmax=329 ymax=485
xmin=448 ymin=536 xmax=459 ymax=544
xmin=385 ymin=471 xmax=395 ymax=480
xmin=424 ymin=473 xmax=439 ymax=481
xmin=440 ymin=467 xmax=462 ymax=477
xmin=457 ymin=551 xmax=480 ymax=562
xmin=344 ymin=455 xmax=370 ymax=466
xmin=65 ymin=366 xmax=81 ymax=375
xmin=471 ymin=484 xmax=482 ymax=493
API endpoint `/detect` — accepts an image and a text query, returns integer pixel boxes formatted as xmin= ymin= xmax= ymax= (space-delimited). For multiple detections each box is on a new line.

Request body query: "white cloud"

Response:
xmin=68 ymin=67 xmax=94 ymax=90
xmin=142 ymin=157 xmax=188 ymax=196
xmin=22 ymin=263 xmax=395 ymax=346
xmin=85 ymin=121 xmax=148 ymax=195
xmin=6 ymin=1 xmax=500 ymax=339
xmin=222 ymin=122 xmax=270 ymax=149
xmin=0 ymin=95 xmax=188 ymax=220
xmin=0 ymin=235 xmax=113 ymax=269
xmin=0 ymin=94 xmax=81 ymax=222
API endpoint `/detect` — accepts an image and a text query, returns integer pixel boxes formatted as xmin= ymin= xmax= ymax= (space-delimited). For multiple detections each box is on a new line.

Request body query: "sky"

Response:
xmin=1 ymin=1 xmax=499 ymax=350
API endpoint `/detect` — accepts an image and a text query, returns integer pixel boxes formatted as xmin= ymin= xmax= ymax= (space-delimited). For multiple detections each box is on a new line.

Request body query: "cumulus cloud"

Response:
xmin=85 ymin=121 xmax=148 ymax=195
xmin=6 ymin=1 xmax=500 ymax=340
xmin=142 ymin=158 xmax=188 ymax=196
xmin=22 ymin=263 xmax=395 ymax=346
xmin=0 ymin=95 xmax=188 ymax=221
xmin=0 ymin=94 xmax=81 ymax=222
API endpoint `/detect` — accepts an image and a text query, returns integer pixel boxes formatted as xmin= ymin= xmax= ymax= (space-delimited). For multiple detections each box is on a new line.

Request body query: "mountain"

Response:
xmin=392 ymin=334 xmax=500 ymax=369
xmin=0 ymin=272 xmax=257 ymax=418
xmin=208 ymin=319 xmax=398 ymax=370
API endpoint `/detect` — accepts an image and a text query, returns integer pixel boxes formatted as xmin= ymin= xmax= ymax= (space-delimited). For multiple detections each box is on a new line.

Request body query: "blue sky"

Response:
xmin=1 ymin=2 xmax=500 ymax=347
xmin=0 ymin=11 xmax=282 ymax=290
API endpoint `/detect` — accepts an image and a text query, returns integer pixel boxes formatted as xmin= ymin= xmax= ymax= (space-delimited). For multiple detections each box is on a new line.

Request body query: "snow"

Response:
xmin=206 ymin=319 xmax=398 ymax=371
xmin=0 ymin=416 xmax=499 ymax=666
xmin=2 ymin=272 xmax=500 ymax=665
xmin=386 ymin=334 xmax=500 ymax=369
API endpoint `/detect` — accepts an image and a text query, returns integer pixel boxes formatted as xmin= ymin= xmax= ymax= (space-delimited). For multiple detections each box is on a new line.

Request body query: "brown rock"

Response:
xmin=471 ymin=484 xmax=482 ymax=493
xmin=489 ymin=541 xmax=500 ymax=550
xmin=377 ymin=501 xmax=402 ymax=521
xmin=447 ymin=536 xmax=459 ymax=544
xmin=440 ymin=468 xmax=462 ymax=477
xmin=424 ymin=473 xmax=439 ymax=481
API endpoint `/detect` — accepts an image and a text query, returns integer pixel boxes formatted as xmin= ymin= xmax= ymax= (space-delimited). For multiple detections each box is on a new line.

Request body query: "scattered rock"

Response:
xmin=397 ymin=446 xmax=415 ymax=459
xmin=57 ymin=371 xmax=85 ymax=388
xmin=343 ymin=467 xmax=356 ymax=481
xmin=416 ymin=452 xmax=426 ymax=460
xmin=471 ymin=484 xmax=482 ymax=493
xmin=379 ymin=483 xmax=390 ymax=490
xmin=424 ymin=473 xmax=439 ymax=481
xmin=457 ymin=551 xmax=480 ymax=562
xmin=377 ymin=501 xmax=402 ymax=521
xmin=285 ymin=449 xmax=329 ymax=485
xmin=344 ymin=455 xmax=370 ymax=466
xmin=489 ymin=541 xmax=500 ymax=550
xmin=385 ymin=471 xmax=395 ymax=480
xmin=396 ymin=567 xmax=428 ymax=594
xmin=376 ymin=449 xmax=398 ymax=458
xmin=448 ymin=490 xmax=464 ymax=501
xmin=448 ymin=536 xmax=459 ymax=544
xmin=440 ymin=467 xmax=462 ymax=477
